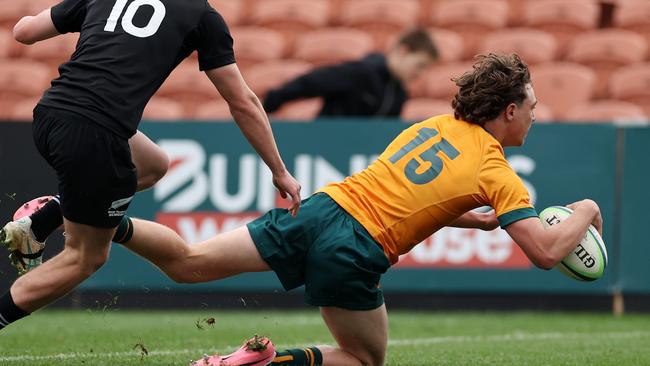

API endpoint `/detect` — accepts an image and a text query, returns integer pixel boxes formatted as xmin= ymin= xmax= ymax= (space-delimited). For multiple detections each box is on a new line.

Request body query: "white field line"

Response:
xmin=1 ymin=330 xmax=649 ymax=362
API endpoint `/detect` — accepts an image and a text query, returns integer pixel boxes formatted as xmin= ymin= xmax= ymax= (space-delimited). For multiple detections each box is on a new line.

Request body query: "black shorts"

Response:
xmin=32 ymin=105 xmax=137 ymax=228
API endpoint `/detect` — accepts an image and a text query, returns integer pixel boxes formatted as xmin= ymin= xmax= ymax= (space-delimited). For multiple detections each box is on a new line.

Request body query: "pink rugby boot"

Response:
xmin=0 ymin=195 xmax=53 ymax=275
xmin=190 ymin=335 xmax=276 ymax=366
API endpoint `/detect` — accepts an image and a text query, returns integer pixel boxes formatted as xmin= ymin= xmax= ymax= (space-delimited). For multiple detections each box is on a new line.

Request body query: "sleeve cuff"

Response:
xmin=199 ymin=53 xmax=236 ymax=71
xmin=498 ymin=207 xmax=538 ymax=228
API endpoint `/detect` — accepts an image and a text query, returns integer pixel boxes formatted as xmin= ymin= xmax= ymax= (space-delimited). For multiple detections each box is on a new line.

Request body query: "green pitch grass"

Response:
xmin=1 ymin=309 xmax=649 ymax=365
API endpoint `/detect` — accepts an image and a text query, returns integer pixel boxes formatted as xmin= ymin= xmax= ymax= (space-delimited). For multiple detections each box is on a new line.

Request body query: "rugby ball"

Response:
xmin=539 ymin=206 xmax=608 ymax=281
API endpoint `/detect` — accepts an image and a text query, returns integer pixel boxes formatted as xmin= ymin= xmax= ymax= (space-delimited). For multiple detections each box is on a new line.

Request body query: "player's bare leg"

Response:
xmin=1 ymin=131 xmax=168 ymax=275
xmin=6 ymin=219 xmax=114 ymax=316
xmin=122 ymin=219 xmax=270 ymax=283
xmin=319 ymin=305 xmax=388 ymax=366
xmin=267 ymin=305 xmax=388 ymax=366
xmin=128 ymin=131 xmax=169 ymax=191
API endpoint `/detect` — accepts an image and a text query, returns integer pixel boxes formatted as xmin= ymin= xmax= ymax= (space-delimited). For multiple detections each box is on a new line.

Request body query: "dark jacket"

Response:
xmin=263 ymin=53 xmax=407 ymax=118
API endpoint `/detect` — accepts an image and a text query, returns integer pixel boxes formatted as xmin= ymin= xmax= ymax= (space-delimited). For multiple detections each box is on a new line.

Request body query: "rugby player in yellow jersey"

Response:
xmin=95 ymin=54 xmax=603 ymax=366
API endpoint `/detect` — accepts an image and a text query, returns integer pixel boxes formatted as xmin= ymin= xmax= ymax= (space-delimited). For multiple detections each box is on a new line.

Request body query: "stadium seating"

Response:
xmin=533 ymin=102 xmax=555 ymax=123
xmin=293 ymin=28 xmax=374 ymax=66
xmin=566 ymin=29 xmax=647 ymax=98
xmin=566 ymin=100 xmax=647 ymax=124
xmin=156 ymin=61 xmax=217 ymax=115
xmin=0 ymin=0 xmax=30 ymax=29
xmin=0 ymin=29 xmax=12 ymax=59
xmin=522 ymin=0 xmax=600 ymax=56
xmin=270 ymin=98 xmax=323 ymax=121
xmin=422 ymin=62 xmax=473 ymax=100
xmin=401 ymin=98 xmax=453 ymax=122
xmin=249 ymin=0 xmax=330 ymax=53
xmin=477 ymin=28 xmax=558 ymax=65
xmin=612 ymin=0 xmax=650 ymax=46
xmin=19 ymin=33 xmax=77 ymax=70
xmin=230 ymin=27 xmax=286 ymax=70
xmin=142 ymin=97 xmax=185 ymax=121
xmin=244 ymin=60 xmax=313 ymax=98
xmin=0 ymin=60 xmax=50 ymax=119
xmin=430 ymin=0 xmax=509 ymax=59
xmin=608 ymin=63 xmax=650 ymax=117
xmin=208 ymin=0 xmax=246 ymax=26
xmin=194 ymin=100 xmax=233 ymax=121
xmin=427 ymin=28 xmax=465 ymax=63
xmin=339 ymin=0 xmax=420 ymax=50
xmin=2 ymin=0 xmax=650 ymax=125
xmin=531 ymin=62 xmax=596 ymax=120
xmin=7 ymin=97 xmax=38 ymax=121
xmin=505 ymin=0 xmax=527 ymax=26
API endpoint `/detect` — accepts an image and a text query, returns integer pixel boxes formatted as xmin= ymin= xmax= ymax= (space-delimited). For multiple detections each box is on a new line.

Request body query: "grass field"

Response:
xmin=0 ymin=309 xmax=649 ymax=365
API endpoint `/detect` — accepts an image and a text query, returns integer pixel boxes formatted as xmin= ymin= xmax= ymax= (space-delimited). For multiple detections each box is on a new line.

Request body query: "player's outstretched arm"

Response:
xmin=504 ymin=199 xmax=602 ymax=269
xmin=205 ymin=64 xmax=301 ymax=215
xmin=13 ymin=9 xmax=60 ymax=45
xmin=448 ymin=210 xmax=499 ymax=231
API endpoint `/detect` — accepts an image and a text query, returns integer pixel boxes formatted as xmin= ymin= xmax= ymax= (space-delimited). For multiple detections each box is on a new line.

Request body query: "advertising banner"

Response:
xmin=79 ymin=121 xmax=620 ymax=294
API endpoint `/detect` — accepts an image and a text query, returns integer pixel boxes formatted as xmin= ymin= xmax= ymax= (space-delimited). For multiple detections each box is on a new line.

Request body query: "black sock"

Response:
xmin=29 ymin=195 xmax=62 ymax=243
xmin=0 ymin=291 xmax=29 ymax=331
xmin=113 ymin=216 xmax=133 ymax=244
xmin=271 ymin=347 xmax=323 ymax=366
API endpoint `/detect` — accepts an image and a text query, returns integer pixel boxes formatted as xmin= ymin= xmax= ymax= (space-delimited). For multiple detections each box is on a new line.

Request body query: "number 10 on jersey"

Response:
xmin=105 ymin=0 xmax=166 ymax=38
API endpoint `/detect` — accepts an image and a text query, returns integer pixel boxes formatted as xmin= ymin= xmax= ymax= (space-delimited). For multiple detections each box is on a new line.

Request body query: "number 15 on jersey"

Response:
xmin=389 ymin=127 xmax=461 ymax=185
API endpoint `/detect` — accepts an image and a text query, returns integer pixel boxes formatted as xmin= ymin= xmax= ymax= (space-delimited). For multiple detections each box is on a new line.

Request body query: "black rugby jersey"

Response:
xmin=38 ymin=0 xmax=235 ymax=138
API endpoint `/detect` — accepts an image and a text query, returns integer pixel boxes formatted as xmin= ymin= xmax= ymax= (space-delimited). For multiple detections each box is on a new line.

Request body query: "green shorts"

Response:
xmin=247 ymin=193 xmax=391 ymax=310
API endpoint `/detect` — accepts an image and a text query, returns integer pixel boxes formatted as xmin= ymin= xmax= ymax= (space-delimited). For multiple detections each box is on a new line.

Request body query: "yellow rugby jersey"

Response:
xmin=320 ymin=114 xmax=537 ymax=264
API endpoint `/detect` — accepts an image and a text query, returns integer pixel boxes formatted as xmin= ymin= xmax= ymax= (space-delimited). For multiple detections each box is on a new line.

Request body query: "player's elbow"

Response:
xmin=13 ymin=21 xmax=37 ymax=45
xmin=531 ymin=247 xmax=562 ymax=270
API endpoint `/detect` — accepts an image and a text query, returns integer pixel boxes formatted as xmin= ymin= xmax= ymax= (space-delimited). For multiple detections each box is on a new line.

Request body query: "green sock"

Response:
xmin=271 ymin=347 xmax=323 ymax=366
xmin=112 ymin=216 xmax=133 ymax=244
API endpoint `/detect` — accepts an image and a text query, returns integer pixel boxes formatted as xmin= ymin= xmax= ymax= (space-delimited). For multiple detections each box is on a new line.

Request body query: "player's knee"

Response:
xmin=137 ymin=152 xmax=169 ymax=190
xmin=165 ymin=265 xmax=201 ymax=284
xmin=344 ymin=347 xmax=385 ymax=366
xmin=80 ymin=250 xmax=109 ymax=276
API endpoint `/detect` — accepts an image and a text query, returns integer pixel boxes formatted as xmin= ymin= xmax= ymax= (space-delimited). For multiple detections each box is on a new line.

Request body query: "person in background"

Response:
xmin=263 ymin=28 xmax=438 ymax=118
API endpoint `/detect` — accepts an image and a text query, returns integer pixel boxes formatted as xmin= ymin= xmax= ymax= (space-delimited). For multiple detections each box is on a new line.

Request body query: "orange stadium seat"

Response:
xmin=401 ymin=98 xmax=453 ymax=122
xmin=207 ymin=0 xmax=246 ymax=26
xmin=244 ymin=60 xmax=312 ymax=98
xmin=0 ymin=29 xmax=12 ymax=59
xmin=250 ymin=0 xmax=330 ymax=29
xmin=0 ymin=60 xmax=50 ymax=119
xmin=531 ymin=62 xmax=596 ymax=120
xmin=230 ymin=27 xmax=286 ymax=70
xmin=522 ymin=0 xmax=600 ymax=56
xmin=0 ymin=0 xmax=30 ymax=28
xmin=8 ymin=97 xmax=39 ymax=121
xmin=142 ymin=97 xmax=185 ymax=121
xmin=566 ymin=29 xmax=647 ymax=98
xmin=613 ymin=0 xmax=650 ymax=46
xmin=339 ymin=0 xmax=420 ymax=50
xmin=533 ymin=102 xmax=555 ymax=123
xmin=506 ymin=0 xmax=527 ymax=26
xmin=608 ymin=63 xmax=650 ymax=117
xmin=19 ymin=33 xmax=77 ymax=70
xmin=566 ymin=100 xmax=647 ymax=124
xmin=194 ymin=100 xmax=233 ymax=121
xmin=430 ymin=0 xmax=509 ymax=59
xmin=477 ymin=28 xmax=558 ymax=65
xmin=427 ymin=28 xmax=464 ymax=63
xmin=249 ymin=0 xmax=330 ymax=45
xmin=293 ymin=28 xmax=374 ymax=66
xmin=422 ymin=62 xmax=473 ymax=100
xmin=156 ymin=60 xmax=217 ymax=114
xmin=270 ymin=98 xmax=323 ymax=121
